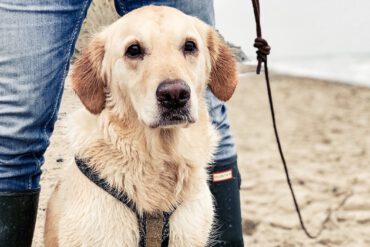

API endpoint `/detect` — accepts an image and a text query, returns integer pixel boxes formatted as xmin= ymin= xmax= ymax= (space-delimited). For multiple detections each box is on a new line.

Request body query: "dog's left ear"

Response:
xmin=207 ymin=30 xmax=238 ymax=101
xmin=71 ymin=37 xmax=106 ymax=114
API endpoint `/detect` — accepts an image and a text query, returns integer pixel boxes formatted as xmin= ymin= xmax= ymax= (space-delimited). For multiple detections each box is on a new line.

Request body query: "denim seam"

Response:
xmin=29 ymin=153 xmax=41 ymax=189
xmin=37 ymin=0 xmax=92 ymax=188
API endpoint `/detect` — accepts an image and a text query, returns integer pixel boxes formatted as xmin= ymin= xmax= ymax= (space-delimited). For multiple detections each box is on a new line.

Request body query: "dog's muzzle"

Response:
xmin=154 ymin=79 xmax=194 ymax=127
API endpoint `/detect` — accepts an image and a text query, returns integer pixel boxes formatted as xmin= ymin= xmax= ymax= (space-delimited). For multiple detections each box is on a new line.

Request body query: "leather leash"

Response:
xmin=250 ymin=0 xmax=325 ymax=239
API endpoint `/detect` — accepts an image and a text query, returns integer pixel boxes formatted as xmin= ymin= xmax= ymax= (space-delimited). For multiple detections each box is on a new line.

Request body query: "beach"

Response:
xmin=32 ymin=66 xmax=370 ymax=246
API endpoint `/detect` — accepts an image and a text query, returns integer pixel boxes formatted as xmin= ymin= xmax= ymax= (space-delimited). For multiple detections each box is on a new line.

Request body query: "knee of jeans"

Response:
xmin=0 ymin=52 xmax=66 ymax=162
xmin=0 ymin=95 xmax=50 ymax=190
xmin=0 ymin=92 xmax=58 ymax=162
xmin=0 ymin=53 xmax=61 ymax=189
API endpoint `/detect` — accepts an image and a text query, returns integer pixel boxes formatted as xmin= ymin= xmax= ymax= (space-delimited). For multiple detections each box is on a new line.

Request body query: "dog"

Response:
xmin=44 ymin=6 xmax=237 ymax=247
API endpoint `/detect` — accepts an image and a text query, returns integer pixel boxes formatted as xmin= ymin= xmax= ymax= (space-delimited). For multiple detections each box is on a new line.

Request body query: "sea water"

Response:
xmin=269 ymin=54 xmax=370 ymax=86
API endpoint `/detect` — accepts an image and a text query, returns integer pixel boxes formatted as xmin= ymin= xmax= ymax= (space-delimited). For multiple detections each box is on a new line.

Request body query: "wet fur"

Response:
xmin=44 ymin=6 xmax=237 ymax=247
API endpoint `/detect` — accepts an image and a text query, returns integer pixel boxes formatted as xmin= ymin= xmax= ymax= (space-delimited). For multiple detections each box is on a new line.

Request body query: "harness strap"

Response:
xmin=75 ymin=157 xmax=174 ymax=246
xmin=136 ymin=212 xmax=146 ymax=247
xmin=161 ymin=212 xmax=171 ymax=246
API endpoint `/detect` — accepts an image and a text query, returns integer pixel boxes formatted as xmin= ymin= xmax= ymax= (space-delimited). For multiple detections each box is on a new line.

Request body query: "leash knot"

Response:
xmin=253 ymin=37 xmax=271 ymax=74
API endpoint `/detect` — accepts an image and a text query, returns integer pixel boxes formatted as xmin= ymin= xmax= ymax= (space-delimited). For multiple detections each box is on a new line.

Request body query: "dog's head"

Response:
xmin=72 ymin=6 xmax=237 ymax=128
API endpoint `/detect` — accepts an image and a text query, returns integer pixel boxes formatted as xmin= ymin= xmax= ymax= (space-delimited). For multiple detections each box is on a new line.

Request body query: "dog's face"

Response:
xmin=72 ymin=6 xmax=237 ymax=128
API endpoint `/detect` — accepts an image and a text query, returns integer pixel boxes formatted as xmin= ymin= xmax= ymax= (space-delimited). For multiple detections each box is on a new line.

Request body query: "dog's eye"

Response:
xmin=183 ymin=40 xmax=197 ymax=54
xmin=125 ymin=44 xmax=143 ymax=59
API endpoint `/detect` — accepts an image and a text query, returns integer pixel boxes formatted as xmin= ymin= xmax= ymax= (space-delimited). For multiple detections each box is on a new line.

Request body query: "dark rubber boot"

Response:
xmin=0 ymin=189 xmax=40 ymax=247
xmin=209 ymin=157 xmax=244 ymax=246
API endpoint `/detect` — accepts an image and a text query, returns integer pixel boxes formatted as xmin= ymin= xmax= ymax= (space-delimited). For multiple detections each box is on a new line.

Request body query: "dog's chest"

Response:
xmin=128 ymin=160 xmax=193 ymax=212
xmin=62 ymin=158 xmax=212 ymax=247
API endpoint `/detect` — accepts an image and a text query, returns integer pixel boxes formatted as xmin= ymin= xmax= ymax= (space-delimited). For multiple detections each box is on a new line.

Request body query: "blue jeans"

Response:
xmin=0 ymin=0 xmax=236 ymax=191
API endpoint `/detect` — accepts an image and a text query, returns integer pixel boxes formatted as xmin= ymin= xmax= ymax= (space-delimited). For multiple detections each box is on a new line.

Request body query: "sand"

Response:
xmin=233 ymin=69 xmax=370 ymax=247
xmin=32 ymin=67 xmax=370 ymax=246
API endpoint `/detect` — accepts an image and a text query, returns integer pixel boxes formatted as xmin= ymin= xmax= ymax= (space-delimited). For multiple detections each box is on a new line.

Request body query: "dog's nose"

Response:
xmin=156 ymin=80 xmax=190 ymax=109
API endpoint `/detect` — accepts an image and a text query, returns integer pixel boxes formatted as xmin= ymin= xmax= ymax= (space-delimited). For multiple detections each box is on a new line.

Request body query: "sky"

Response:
xmin=214 ymin=0 xmax=370 ymax=60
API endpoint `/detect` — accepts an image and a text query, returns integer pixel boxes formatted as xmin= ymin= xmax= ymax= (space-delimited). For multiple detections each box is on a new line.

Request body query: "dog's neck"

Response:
xmin=68 ymin=106 xmax=218 ymax=213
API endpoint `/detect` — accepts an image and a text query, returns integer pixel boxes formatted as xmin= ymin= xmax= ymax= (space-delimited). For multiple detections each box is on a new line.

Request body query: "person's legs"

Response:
xmin=114 ymin=1 xmax=244 ymax=245
xmin=205 ymin=88 xmax=244 ymax=247
xmin=0 ymin=0 xmax=92 ymax=245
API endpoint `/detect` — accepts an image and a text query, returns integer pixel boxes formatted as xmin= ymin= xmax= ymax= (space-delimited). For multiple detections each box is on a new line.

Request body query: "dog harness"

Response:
xmin=75 ymin=157 xmax=175 ymax=247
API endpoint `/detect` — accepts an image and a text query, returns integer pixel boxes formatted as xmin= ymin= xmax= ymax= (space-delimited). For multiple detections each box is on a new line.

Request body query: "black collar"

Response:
xmin=75 ymin=157 xmax=174 ymax=247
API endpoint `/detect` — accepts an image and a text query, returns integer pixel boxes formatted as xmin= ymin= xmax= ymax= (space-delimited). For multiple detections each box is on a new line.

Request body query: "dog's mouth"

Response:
xmin=150 ymin=109 xmax=195 ymax=128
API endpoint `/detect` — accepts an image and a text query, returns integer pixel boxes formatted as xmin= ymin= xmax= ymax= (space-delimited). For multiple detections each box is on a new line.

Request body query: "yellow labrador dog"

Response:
xmin=45 ymin=6 xmax=237 ymax=247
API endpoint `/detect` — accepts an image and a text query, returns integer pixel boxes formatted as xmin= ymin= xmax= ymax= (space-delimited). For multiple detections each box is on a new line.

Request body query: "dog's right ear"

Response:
xmin=191 ymin=16 xmax=238 ymax=102
xmin=206 ymin=29 xmax=238 ymax=102
xmin=71 ymin=37 xmax=106 ymax=115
